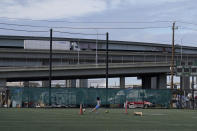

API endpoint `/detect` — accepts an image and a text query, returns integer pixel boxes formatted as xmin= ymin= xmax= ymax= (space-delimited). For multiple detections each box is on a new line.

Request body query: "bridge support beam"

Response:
xmin=42 ymin=81 xmax=49 ymax=88
xmin=79 ymin=79 xmax=88 ymax=88
xmin=142 ymin=76 xmax=151 ymax=89
xmin=65 ymin=80 xmax=70 ymax=88
xmin=0 ymin=79 xmax=7 ymax=107
xmin=141 ymin=74 xmax=167 ymax=89
xmin=120 ymin=77 xmax=125 ymax=88
xmin=23 ymin=81 xmax=29 ymax=87
xmin=0 ymin=79 xmax=6 ymax=89
xmin=157 ymin=74 xmax=167 ymax=89
xmin=71 ymin=80 xmax=77 ymax=88
xmin=180 ymin=76 xmax=190 ymax=90
xmin=65 ymin=80 xmax=77 ymax=88
xmin=151 ymin=77 xmax=157 ymax=89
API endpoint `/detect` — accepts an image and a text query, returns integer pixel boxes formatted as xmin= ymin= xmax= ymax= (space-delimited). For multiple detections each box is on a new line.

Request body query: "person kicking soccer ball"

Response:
xmin=92 ymin=97 xmax=101 ymax=112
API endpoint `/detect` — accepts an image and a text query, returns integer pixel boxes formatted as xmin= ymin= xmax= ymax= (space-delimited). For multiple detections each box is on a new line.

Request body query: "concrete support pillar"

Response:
xmin=0 ymin=79 xmax=7 ymax=107
xmin=65 ymin=80 xmax=76 ymax=88
xmin=141 ymin=75 xmax=167 ymax=89
xmin=195 ymin=76 xmax=197 ymax=88
xmin=120 ymin=77 xmax=125 ymax=88
xmin=142 ymin=76 xmax=151 ymax=89
xmin=79 ymin=79 xmax=88 ymax=88
xmin=180 ymin=76 xmax=190 ymax=90
xmin=23 ymin=81 xmax=29 ymax=87
xmin=42 ymin=81 xmax=49 ymax=88
xmin=0 ymin=79 xmax=6 ymax=89
xmin=65 ymin=80 xmax=70 ymax=88
xmin=157 ymin=74 xmax=167 ymax=89
xmin=151 ymin=77 xmax=157 ymax=89
xmin=71 ymin=80 xmax=76 ymax=88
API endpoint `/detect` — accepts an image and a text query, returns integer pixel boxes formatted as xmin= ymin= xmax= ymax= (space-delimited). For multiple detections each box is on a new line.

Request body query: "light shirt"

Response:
xmin=97 ymin=100 xmax=101 ymax=106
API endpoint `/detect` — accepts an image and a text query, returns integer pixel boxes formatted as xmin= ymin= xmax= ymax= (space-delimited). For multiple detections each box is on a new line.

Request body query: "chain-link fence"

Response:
xmin=171 ymin=89 xmax=197 ymax=109
xmin=1 ymin=87 xmax=174 ymax=109
xmin=2 ymin=87 xmax=197 ymax=109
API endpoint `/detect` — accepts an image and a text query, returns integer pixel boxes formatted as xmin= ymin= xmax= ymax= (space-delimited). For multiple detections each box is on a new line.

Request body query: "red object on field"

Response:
xmin=125 ymin=101 xmax=128 ymax=114
xmin=79 ymin=104 xmax=83 ymax=115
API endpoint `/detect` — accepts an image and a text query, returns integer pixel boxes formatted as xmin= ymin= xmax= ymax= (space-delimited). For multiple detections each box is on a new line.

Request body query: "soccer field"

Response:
xmin=0 ymin=108 xmax=197 ymax=131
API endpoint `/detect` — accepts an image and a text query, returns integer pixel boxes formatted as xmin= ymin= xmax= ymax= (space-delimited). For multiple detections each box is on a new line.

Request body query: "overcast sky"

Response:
xmin=0 ymin=0 xmax=197 ymax=46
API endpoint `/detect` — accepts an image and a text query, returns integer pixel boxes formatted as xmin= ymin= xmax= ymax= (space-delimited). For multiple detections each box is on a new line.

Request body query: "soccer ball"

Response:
xmin=83 ymin=108 xmax=86 ymax=112
xmin=105 ymin=110 xmax=109 ymax=113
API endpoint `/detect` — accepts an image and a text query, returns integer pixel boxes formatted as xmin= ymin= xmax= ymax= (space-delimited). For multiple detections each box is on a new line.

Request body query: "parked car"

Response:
xmin=127 ymin=101 xmax=152 ymax=108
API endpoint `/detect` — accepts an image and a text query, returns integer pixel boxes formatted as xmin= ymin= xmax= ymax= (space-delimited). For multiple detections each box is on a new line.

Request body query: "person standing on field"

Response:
xmin=92 ymin=97 xmax=101 ymax=112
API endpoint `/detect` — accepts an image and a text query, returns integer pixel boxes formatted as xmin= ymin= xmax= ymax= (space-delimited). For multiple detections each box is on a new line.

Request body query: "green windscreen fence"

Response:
xmin=7 ymin=87 xmax=172 ymax=108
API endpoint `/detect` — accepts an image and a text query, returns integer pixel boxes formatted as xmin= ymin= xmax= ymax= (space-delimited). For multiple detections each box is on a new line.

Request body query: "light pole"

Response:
xmin=175 ymin=43 xmax=183 ymax=108
xmin=95 ymin=29 xmax=98 ymax=65
xmin=180 ymin=39 xmax=183 ymax=61
xmin=106 ymin=32 xmax=109 ymax=107
xmin=49 ymin=28 xmax=52 ymax=106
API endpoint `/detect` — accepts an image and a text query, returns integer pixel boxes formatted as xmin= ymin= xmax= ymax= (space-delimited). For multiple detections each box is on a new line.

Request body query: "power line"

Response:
xmin=2 ymin=16 xmax=197 ymax=28
xmin=54 ymin=26 xmax=172 ymax=30
xmin=54 ymin=30 xmax=105 ymax=36
xmin=0 ymin=27 xmax=105 ymax=35
xmin=0 ymin=27 xmax=48 ymax=33
xmin=180 ymin=26 xmax=197 ymax=32
xmin=0 ymin=22 xmax=50 ymax=28
xmin=0 ymin=16 xmax=173 ymax=24
xmin=0 ymin=22 xmax=171 ymax=30
xmin=177 ymin=21 xmax=197 ymax=26
xmin=0 ymin=17 xmax=69 ymax=23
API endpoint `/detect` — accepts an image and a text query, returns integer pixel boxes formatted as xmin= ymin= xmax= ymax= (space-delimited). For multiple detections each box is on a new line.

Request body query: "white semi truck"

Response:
xmin=24 ymin=40 xmax=79 ymax=51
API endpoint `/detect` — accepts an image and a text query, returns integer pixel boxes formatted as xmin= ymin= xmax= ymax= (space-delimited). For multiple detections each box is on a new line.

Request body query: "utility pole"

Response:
xmin=170 ymin=22 xmax=176 ymax=89
xmin=106 ymin=32 xmax=109 ymax=107
xmin=49 ymin=28 xmax=52 ymax=106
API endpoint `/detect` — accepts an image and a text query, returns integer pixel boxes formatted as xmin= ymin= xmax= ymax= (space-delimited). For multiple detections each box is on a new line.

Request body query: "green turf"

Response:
xmin=0 ymin=108 xmax=197 ymax=131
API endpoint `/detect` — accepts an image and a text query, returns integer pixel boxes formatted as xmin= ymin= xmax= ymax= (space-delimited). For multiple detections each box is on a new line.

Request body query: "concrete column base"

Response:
xmin=181 ymin=76 xmax=190 ymax=90
xmin=23 ymin=81 xmax=29 ymax=87
xmin=157 ymin=74 xmax=167 ymax=89
xmin=142 ymin=76 xmax=151 ymax=89
xmin=79 ymin=79 xmax=88 ymax=88
xmin=141 ymin=74 xmax=167 ymax=89
xmin=42 ymin=81 xmax=49 ymax=88
xmin=120 ymin=77 xmax=125 ymax=88
xmin=0 ymin=79 xmax=6 ymax=91
xmin=65 ymin=80 xmax=77 ymax=88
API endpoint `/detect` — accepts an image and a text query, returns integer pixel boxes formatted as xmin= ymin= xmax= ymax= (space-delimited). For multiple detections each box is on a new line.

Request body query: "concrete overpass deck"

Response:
xmin=0 ymin=48 xmax=196 ymax=67
xmin=0 ymin=62 xmax=170 ymax=81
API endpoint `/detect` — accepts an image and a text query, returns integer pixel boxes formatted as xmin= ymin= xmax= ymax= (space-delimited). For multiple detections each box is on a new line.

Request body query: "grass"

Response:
xmin=0 ymin=108 xmax=197 ymax=131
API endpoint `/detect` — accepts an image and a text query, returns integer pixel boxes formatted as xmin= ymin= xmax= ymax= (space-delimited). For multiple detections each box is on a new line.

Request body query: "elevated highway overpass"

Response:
xmin=0 ymin=35 xmax=196 ymax=89
xmin=0 ymin=62 xmax=170 ymax=89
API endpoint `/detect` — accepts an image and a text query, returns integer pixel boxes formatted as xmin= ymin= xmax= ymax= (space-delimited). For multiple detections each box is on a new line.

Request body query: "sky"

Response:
xmin=0 ymin=0 xmax=197 ymax=45
xmin=1 ymin=0 xmax=197 ymax=86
